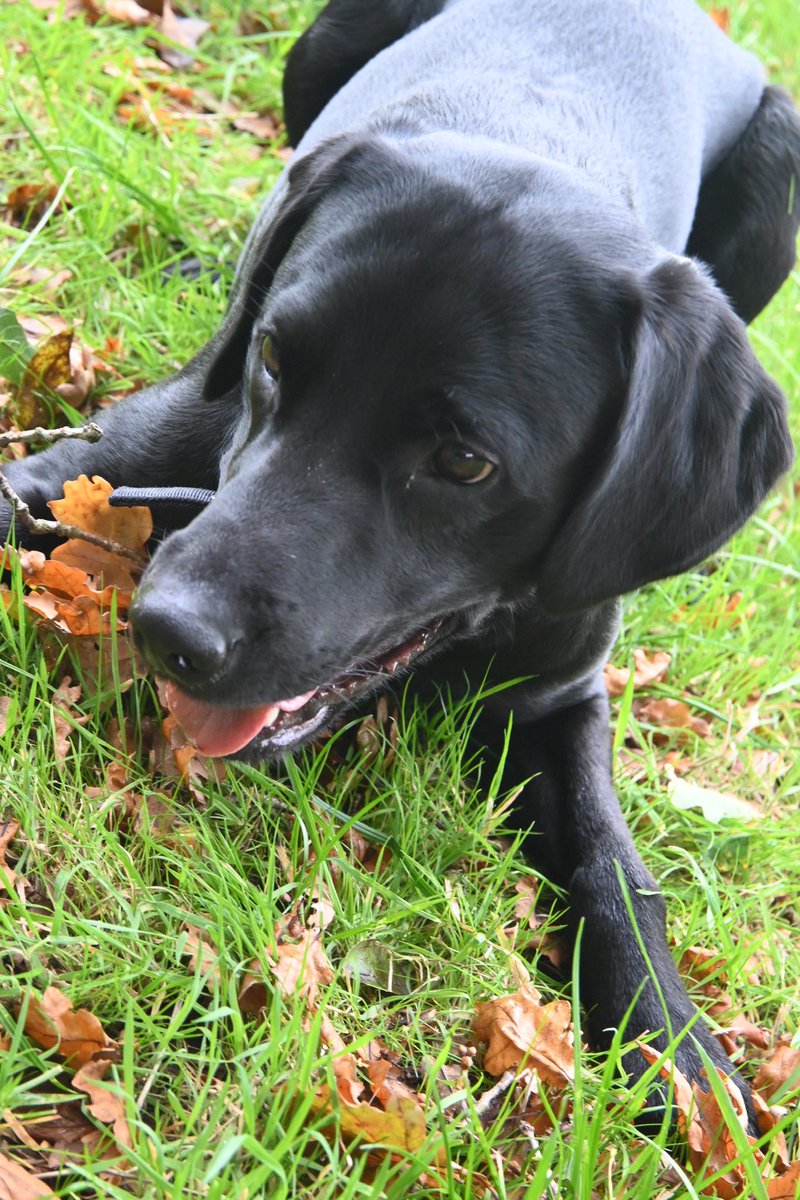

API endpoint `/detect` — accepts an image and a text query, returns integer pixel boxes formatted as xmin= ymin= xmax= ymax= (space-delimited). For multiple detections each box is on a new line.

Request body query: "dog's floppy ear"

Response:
xmin=201 ymin=133 xmax=372 ymax=402
xmin=536 ymin=257 xmax=794 ymax=612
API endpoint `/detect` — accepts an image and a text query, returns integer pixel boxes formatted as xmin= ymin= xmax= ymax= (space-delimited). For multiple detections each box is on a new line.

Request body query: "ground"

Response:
xmin=0 ymin=2 xmax=798 ymax=1198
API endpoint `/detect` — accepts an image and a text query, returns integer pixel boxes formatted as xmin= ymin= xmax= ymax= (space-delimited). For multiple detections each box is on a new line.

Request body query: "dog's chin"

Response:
xmin=161 ymin=615 xmax=458 ymax=761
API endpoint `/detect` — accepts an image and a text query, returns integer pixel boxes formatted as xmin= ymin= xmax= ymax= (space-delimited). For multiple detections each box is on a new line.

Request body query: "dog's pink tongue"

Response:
xmin=164 ymin=682 xmax=280 ymax=757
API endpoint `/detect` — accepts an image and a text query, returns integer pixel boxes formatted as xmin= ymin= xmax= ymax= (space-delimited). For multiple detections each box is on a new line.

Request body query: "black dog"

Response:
xmin=4 ymin=0 xmax=799 ymax=1126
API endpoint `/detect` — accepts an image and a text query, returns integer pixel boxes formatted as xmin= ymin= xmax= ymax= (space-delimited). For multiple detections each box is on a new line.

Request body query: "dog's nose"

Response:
xmin=130 ymin=592 xmax=229 ymax=683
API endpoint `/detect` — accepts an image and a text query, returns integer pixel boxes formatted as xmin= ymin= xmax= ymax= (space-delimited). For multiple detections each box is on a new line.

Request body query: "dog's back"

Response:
xmin=292 ymin=0 xmax=764 ymax=250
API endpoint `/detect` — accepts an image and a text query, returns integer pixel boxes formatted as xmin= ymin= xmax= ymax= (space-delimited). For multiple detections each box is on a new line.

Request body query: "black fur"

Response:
xmin=2 ymin=0 xmax=798 ymax=1130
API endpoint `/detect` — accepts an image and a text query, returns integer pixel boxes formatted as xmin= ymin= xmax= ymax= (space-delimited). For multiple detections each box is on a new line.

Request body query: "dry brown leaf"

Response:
xmin=237 ymin=958 xmax=267 ymax=1015
xmin=270 ymin=931 xmax=334 ymax=1007
xmin=681 ymin=945 xmax=728 ymax=988
xmin=0 ymin=819 xmax=19 ymax=892
xmin=765 ymin=1161 xmax=800 ymax=1198
xmin=754 ymin=1044 xmax=800 ymax=1101
xmin=83 ymin=0 xmax=153 ymax=24
xmin=158 ymin=712 xmax=226 ymax=801
xmin=367 ymin=1057 xmax=422 ymax=1109
xmin=319 ymin=1013 xmax=363 ymax=1106
xmin=4 ymin=183 xmax=61 ymax=229
xmin=72 ymin=1057 xmax=132 ymax=1151
xmin=708 ymin=8 xmax=730 ymax=35
xmin=18 ymin=1100 xmax=101 ymax=1157
xmin=604 ymin=648 xmax=672 ymax=698
xmin=473 ymin=981 xmax=574 ymax=1085
xmin=52 ymin=676 xmax=88 ymax=763
xmin=0 ymin=697 xmax=12 ymax=739
xmin=233 ymin=113 xmax=282 ymax=140
xmin=182 ymin=925 xmax=221 ymax=984
xmin=14 ymin=330 xmax=74 ymax=428
xmin=10 ymin=265 xmax=73 ymax=304
xmin=157 ymin=0 xmax=210 ymax=69
xmin=0 ymin=1153 xmax=55 ymax=1198
xmin=21 ymin=986 xmax=117 ymax=1068
xmin=690 ymin=1071 xmax=751 ymax=1199
xmin=308 ymin=1085 xmax=431 ymax=1154
xmin=637 ymin=1043 xmax=795 ymax=1199
xmin=635 ymin=697 xmax=712 ymax=739
xmin=344 ymin=827 xmax=391 ymax=874
xmin=49 ymin=475 xmax=152 ymax=561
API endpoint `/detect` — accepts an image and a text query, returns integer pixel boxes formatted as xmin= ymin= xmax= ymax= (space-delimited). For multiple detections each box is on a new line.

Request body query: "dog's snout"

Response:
xmin=130 ymin=591 xmax=229 ymax=684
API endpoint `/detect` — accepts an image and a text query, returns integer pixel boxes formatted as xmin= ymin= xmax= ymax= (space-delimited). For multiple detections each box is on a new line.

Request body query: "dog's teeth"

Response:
xmin=262 ymin=705 xmax=281 ymax=727
xmin=277 ymin=689 xmax=316 ymax=713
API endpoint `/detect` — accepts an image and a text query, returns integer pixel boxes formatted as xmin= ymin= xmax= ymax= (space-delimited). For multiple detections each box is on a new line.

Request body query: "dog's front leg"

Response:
xmin=0 ymin=345 xmax=233 ymax=540
xmin=496 ymin=692 xmax=755 ymax=1128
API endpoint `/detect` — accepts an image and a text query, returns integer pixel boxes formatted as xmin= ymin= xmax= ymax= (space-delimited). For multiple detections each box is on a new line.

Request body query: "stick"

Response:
xmin=0 ymin=422 xmax=148 ymax=569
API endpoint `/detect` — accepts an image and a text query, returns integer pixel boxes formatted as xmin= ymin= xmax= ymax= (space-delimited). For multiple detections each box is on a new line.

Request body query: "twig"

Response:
xmin=0 ymin=422 xmax=149 ymax=569
xmin=0 ymin=422 xmax=103 ymax=450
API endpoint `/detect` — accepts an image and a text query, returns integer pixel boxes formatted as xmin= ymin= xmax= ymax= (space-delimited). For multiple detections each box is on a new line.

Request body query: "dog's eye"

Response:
xmin=432 ymin=442 xmax=496 ymax=484
xmin=261 ymin=333 xmax=280 ymax=381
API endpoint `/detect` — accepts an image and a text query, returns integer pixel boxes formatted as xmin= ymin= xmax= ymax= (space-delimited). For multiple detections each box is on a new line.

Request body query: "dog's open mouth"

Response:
xmin=162 ymin=618 xmax=451 ymax=758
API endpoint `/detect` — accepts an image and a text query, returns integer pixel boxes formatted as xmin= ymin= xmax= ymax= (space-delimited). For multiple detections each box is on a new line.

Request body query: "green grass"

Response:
xmin=0 ymin=1 xmax=798 ymax=1196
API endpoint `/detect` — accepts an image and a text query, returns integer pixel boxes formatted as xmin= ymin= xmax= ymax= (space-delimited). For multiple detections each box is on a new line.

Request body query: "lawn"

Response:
xmin=0 ymin=1 xmax=798 ymax=1197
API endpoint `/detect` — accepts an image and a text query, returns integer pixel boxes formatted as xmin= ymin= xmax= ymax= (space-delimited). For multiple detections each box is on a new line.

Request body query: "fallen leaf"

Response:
xmin=52 ymin=676 xmax=88 ymax=763
xmin=473 ymin=981 xmax=574 ymax=1085
xmin=14 ymin=330 xmax=73 ymax=428
xmin=72 ymin=1057 xmax=133 ymax=1151
xmin=237 ymin=958 xmax=267 ymax=1015
xmin=319 ymin=1013 xmax=363 ymax=1106
xmin=182 ymin=925 xmax=220 ymax=985
xmin=21 ymin=986 xmax=117 ymax=1068
xmin=766 ymin=1161 xmax=800 ymax=1198
xmin=708 ymin=8 xmax=730 ymax=35
xmin=0 ymin=1153 xmax=55 ymax=1198
xmin=156 ymin=0 xmax=210 ymax=69
xmin=342 ymin=940 xmax=414 ymax=994
xmin=83 ymin=0 xmax=153 ymax=24
xmin=233 ymin=113 xmax=282 ymax=140
xmin=270 ymin=931 xmax=334 ymax=1007
xmin=49 ymin=475 xmax=152 ymax=562
xmin=309 ymin=1086 xmax=431 ymax=1154
xmin=4 ymin=183 xmax=61 ymax=229
xmin=753 ymin=1044 xmax=800 ymax=1101
xmin=367 ymin=1057 xmax=422 ymax=1109
xmin=0 ymin=818 xmax=19 ymax=891
xmin=668 ymin=774 xmax=762 ymax=823
xmin=635 ymin=697 xmax=712 ymax=739
xmin=604 ymin=648 xmax=672 ymax=698
xmin=18 ymin=1100 xmax=102 ymax=1157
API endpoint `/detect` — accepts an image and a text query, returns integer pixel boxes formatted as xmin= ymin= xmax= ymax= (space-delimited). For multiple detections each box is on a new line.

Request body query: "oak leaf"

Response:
xmin=72 ymin=1057 xmax=133 ymax=1151
xmin=604 ymin=648 xmax=671 ymax=698
xmin=21 ymin=986 xmax=117 ymax=1068
xmin=472 ymin=981 xmax=574 ymax=1085
xmin=270 ymin=931 xmax=334 ymax=1007
xmin=635 ymin=697 xmax=711 ymax=739
xmin=765 ymin=1162 xmax=800 ymax=1199
xmin=309 ymin=1086 xmax=429 ymax=1154
xmin=319 ymin=1013 xmax=363 ymax=1106
xmin=49 ymin=475 xmax=152 ymax=563
xmin=367 ymin=1057 xmax=421 ymax=1109
xmin=0 ymin=1153 xmax=55 ymax=1198
xmin=753 ymin=1044 xmax=800 ymax=1101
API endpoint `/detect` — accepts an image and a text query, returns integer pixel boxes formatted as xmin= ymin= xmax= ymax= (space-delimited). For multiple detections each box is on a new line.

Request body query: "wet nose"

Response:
xmin=130 ymin=591 xmax=229 ymax=684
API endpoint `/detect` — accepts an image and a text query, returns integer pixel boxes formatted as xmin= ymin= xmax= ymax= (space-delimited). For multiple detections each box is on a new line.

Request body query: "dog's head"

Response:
xmin=130 ymin=134 xmax=793 ymax=758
